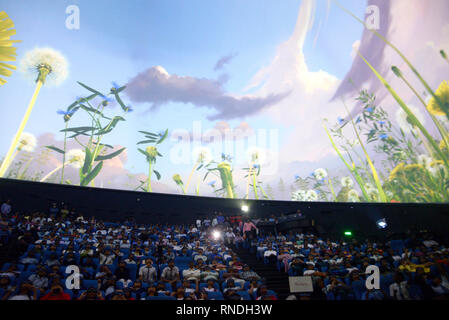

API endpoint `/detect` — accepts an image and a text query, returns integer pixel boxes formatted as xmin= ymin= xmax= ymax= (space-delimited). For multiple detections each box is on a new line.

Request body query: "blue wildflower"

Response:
xmin=366 ymin=107 xmax=374 ymax=113
xmin=208 ymin=180 xmax=216 ymax=187
xmin=378 ymin=121 xmax=386 ymax=125
xmin=355 ymin=117 xmax=362 ymax=124
xmin=338 ymin=117 xmax=345 ymax=125
xmin=294 ymin=175 xmax=300 ymax=180
xmin=379 ymin=134 xmax=389 ymax=140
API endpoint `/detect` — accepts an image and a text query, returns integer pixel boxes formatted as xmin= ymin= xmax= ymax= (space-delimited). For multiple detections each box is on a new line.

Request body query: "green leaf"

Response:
xmin=154 ymin=170 xmax=161 ymax=180
xmin=61 ymin=126 xmax=96 ymax=133
xmin=81 ymin=161 xmax=103 ymax=186
xmin=45 ymin=146 xmax=65 ymax=154
xmin=115 ymin=86 xmax=126 ymax=94
xmin=157 ymin=152 xmax=163 ymax=157
xmin=157 ymin=129 xmax=169 ymax=144
xmin=95 ymin=147 xmax=126 ymax=161
xmin=97 ymin=116 xmax=125 ymax=135
xmin=114 ymin=91 xmax=128 ymax=112
xmin=77 ymin=82 xmax=104 ymax=96
xmin=82 ymin=148 xmax=93 ymax=175
xmin=79 ymin=104 xmax=111 ymax=120
xmin=139 ymin=131 xmax=159 ymax=137
xmin=138 ymin=148 xmax=148 ymax=157
xmin=137 ymin=140 xmax=157 ymax=145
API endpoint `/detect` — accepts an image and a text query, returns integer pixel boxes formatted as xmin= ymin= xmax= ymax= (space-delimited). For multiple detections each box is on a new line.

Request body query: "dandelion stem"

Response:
xmin=0 ymin=80 xmax=43 ymax=177
xmin=185 ymin=161 xmax=199 ymax=193
xmin=61 ymin=122 xmax=68 ymax=184
xmin=252 ymin=170 xmax=259 ymax=200
xmin=146 ymin=161 xmax=153 ymax=192
xmin=327 ymin=178 xmax=337 ymax=201
xmin=246 ymin=164 xmax=253 ymax=199
xmin=40 ymin=163 xmax=65 ymax=182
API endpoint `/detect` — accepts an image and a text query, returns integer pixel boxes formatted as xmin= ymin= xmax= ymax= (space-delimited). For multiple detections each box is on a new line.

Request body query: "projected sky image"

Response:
xmin=1 ymin=0 xmax=449 ymax=203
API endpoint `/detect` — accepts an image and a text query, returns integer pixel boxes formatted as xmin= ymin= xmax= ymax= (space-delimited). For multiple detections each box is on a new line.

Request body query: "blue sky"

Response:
xmin=0 ymin=0 xmax=367 ymax=192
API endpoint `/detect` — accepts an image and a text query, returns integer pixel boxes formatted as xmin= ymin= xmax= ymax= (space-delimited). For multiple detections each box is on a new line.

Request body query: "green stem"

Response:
xmin=323 ymin=122 xmax=370 ymax=201
xmin=146 ymin=161 xmax=153 ymax=192
xmin=61 ymin=122 xmax=68 ymax=184
xmin=397 ymin=72 xmax=449 ymax=157
xmin=345 ymin=103 xmax=387 ymax=202
xmin=0 ymin=80 xmax=43 ymax=177
xmin=327 ymin=178 xmax=337 ymax=201
xmin=252 ymin=170 xmax=259 ymax=200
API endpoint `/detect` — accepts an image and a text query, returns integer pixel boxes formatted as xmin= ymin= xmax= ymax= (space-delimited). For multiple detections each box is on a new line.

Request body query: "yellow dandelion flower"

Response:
xmin=0 ymin=11 xmax=21 ymax=86
xmin=427 ymin=81 xmax=449 ymax=116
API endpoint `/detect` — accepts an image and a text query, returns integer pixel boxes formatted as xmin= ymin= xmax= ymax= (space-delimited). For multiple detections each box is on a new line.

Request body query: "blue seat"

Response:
xmin=207 ymin=291 xmax=224 ymax=300
xmin=351 ymin=280 xmax=365 ymax=300
xmin=82 ymin=279 xmax=98 ymax=289
xmin=237 ymin=291 xmax=251 ymax=300
xmin=125 ymin=264 xmax=137 ymax=282
xmin=147 ymin=295 xmax=176 ymax=300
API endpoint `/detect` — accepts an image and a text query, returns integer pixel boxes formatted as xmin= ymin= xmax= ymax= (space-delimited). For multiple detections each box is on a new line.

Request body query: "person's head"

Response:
xmin=189 ymin=261 xmax=195 ymax=269
xmin=145 ymin=258 xmax=153 ymax=266
xmin=37 ymin=269 xmax=47 ymax=278
xmin=258 ymin=285 xmax=268 ymax=296
xmin=118 ymin=261 xmax=126 ymax=269
xmin=50 ymin=284 xmax=63 ymax=295
xmin=207 ymin=279 xmax=215 ymax=287
xmin=168 ymin=260 xmax=175 ymax=268
xmin=0 ymin=276 xmax=11 ymax=287
xmin=147 ymin=285 xmax=157 ymax=296
xmin=226 ymin=279 xmax=235 ymax=287
xmin=112 ymin=290 xmax=126 ymax=300
xmin=86 ymin=287 xmax=98 ymax=299
xmin=243 ymin=265 xmax=250 ymax=272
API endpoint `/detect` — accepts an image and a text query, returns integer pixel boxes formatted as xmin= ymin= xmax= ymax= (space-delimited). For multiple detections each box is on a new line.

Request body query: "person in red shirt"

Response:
xmin=40 ymin=284 xmax=71 ymax=300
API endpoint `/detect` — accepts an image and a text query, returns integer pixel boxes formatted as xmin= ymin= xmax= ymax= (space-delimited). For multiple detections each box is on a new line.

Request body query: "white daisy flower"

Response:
xmin=341 ymin=176 xmax=354 ymax=188
xmin=305 ymin=190 xmax=318 ymax=201
xmin=192 ymin=146 xmax=213 ymax=164
xmin=66 ymin=149 xmax=85 ymax=169
xmin=17 ymin=132 xmax=37 ymax=152
xmin=19 ymin=47 xmax=69 ymax=86
xmin=314 ymin=168 xmax=327 ymax=180
xmin=417 ymin=154 xmax=433 ymax=169
xmin=395 ymin=104 xmax=425 ymax=135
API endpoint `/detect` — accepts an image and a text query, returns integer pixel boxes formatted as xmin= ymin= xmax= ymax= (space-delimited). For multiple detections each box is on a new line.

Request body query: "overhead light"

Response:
xmin=344 ymin=231 xmax=352 ymax=236
xmin=241 ymin=205 xmax=249 ymax=213
xmin=376 ymin=218 xmax=387 ymax=230
xmin=212 ymin=230 xmax=221 ymax=240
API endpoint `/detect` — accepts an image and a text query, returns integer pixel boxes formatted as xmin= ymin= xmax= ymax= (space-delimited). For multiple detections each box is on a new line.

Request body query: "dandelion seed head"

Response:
xmin=192 ymin=146 xmax=213 ymax=164
xmin=19 ymin=47 xmax=68 ymax=86
xmin=347 ymin=189 xmax=359 ymax=202
xmin=313 ymin=168 xmax=327 ymax=180
xmin=341 ymin=176 xmax=354 ymax=188
xmin=246 ymin=147 xmax=267 ymax=165
xmin=66 ymin=149 xmax=85 ymax=169
xmin=17 ymin=132 xmax=37 ymax=152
